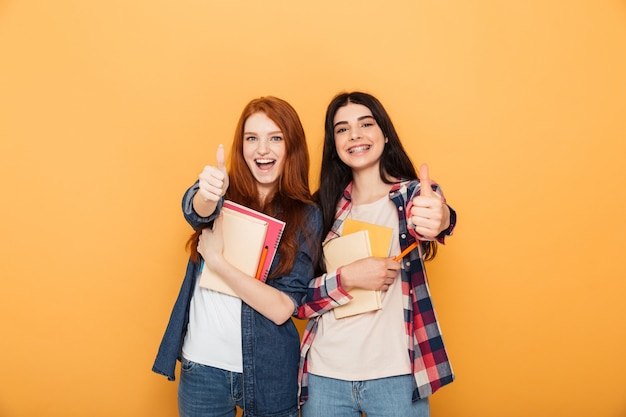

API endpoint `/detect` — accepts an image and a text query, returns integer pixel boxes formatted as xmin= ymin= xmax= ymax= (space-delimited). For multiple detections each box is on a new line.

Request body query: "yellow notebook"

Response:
xmin=342 ymin=218 xmax=394 ymax=258
xmin=323 ymin=220 xmax=393 ymax=319
xmin=199 ymin=207 xmax=268 ymax=297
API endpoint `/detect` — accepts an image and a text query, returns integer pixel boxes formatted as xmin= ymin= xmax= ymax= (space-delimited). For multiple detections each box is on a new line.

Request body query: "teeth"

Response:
xmin=348 ymin=145 xmax=370 ymax=154
xmin=256 ymin=159 xmax=275 ymax=163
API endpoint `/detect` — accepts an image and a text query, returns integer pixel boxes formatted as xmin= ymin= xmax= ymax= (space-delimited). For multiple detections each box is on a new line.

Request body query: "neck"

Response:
xmin=256 ymin=185 xmax=276 ymax=206
xmin=351 ymin=169 xmax=391 ymax=205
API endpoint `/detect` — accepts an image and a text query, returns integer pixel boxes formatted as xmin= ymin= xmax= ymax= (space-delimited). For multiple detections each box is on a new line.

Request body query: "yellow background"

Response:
xmin=1 ymin=1 xmax=625 ymax=416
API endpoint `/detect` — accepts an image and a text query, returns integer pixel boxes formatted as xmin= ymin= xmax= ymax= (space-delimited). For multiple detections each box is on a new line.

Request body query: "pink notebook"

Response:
xmin=223 ymin=200 xmax=286 ymax=283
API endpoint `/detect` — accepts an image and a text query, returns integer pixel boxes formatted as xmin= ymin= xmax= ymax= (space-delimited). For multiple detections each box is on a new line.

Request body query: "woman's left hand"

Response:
xmin=410 ymin=164 xmax=450 ymax=239
xmin=198 ymin=214 xmax=225 ymax=264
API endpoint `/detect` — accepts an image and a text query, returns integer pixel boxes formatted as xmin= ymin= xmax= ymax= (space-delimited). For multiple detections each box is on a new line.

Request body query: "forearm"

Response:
xmin=209 ymin=257 xmax=295 ymax=325
xmin=192 ymin=191 xmax=219 ymax=218
xmin=297 ymin=271 xmax=352 ymax=319
xmin=182 ymin=181 xmax=222 ymax=229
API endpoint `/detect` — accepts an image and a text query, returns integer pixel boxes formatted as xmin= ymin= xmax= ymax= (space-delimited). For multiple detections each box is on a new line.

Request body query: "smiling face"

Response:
xmin=242 ymin=111 xmax=286 ymax=198
xmin=333 ymin=103 xmax=386 ymax=174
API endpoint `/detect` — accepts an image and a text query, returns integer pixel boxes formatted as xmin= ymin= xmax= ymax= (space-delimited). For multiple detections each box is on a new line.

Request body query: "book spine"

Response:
xmin=259 ymin=227 xmax=285 ymax=282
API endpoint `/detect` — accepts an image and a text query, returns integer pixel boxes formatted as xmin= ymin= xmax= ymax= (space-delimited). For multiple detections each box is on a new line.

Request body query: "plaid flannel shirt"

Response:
xmin=297 ymin=178 xmax=456 ymax=404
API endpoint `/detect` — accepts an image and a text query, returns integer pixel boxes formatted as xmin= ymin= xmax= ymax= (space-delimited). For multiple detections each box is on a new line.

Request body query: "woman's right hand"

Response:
xmin=339 ymin=257 xmax=401 ymax=292
xmin=198 ymin=144 xmax=229 ymax=202
xmin=193 ymin=145 xmax=229 ymax=216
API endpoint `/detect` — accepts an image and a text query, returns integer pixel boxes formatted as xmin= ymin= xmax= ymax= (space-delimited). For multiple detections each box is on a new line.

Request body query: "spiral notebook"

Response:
xmin=199 ymin=201 xmax=286 ymax=297
xmin=222 ymin=200 xmax=286 ymax=283
xmin=199 ymin=207 xmax=268 ymax=296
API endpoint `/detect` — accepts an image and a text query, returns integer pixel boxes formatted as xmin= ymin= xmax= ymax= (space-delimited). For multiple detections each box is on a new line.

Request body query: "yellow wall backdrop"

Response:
xmin=1 ymin=1 xmax=625 ymax=416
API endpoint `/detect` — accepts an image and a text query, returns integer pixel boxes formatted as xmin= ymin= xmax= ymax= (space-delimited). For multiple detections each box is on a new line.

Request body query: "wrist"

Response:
xmin=436 ymin=204 xmax=456 ymax=238
xmin=337 ymin=266 xmax=354 ymax=291
xmin=193 ymin=193 xmax=218 ymax=217
xmin=440 ymin=204 xmax=451 ymax=233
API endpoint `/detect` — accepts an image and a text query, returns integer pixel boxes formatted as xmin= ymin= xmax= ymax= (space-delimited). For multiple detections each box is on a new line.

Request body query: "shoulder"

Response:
xmin=304 ymin=202 xmax=322 ymax=216
xmin=296 ymin=203 xmax=323 ymax=241
xmin=303 ymin=203 xmax=323 ymax=229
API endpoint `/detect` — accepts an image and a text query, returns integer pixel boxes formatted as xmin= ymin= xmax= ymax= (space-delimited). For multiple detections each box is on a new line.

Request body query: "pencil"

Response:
xmin=255 ymin=246 xmax=269 ymax=280
xmin=393 ymin=242 xmax=418 ymax=261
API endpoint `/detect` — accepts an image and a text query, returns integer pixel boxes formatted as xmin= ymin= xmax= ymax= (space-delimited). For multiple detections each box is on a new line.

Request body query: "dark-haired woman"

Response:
xmin=298 ymin=92 xmax=456 ymax=417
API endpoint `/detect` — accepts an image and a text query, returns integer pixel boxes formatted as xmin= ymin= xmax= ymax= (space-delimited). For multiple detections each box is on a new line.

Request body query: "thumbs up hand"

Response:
xmin=192 ymin=145 xmax=230 ymax=217
xmin=198 ymin=144 xmax=230 ymax=203
xmin=410 ymin=163 xmax=450 ymax=239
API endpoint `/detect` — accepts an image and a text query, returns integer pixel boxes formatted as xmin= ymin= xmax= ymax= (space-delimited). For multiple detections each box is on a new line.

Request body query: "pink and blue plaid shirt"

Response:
xmin=297 ymin=178 xmax=456 ymax=404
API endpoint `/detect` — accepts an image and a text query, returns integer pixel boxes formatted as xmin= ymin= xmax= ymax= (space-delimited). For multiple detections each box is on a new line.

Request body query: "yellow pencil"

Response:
xmin=393 ymin=242 xmax=419 ymax=261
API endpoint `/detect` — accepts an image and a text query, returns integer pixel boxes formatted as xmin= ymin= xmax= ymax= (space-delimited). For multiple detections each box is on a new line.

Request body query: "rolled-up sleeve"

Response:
xmin=296 ymin=269 xmax=352 ymax=319
xmin=182 ymin=181 xmax=223 ymax=230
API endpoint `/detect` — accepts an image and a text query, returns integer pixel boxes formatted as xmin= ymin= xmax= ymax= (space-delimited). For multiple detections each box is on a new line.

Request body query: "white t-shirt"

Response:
xmin=308 ymin=196 xmax=411 ymax=380
xmin=182 ymin=265 xmax=243 ymax=372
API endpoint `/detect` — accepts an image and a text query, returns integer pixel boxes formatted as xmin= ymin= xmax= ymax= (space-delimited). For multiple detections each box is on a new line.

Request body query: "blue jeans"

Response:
xmin=178 ymin=359 xmax=244 ymax=417
xmin=301 ymin=374 xmax=430 ymax=417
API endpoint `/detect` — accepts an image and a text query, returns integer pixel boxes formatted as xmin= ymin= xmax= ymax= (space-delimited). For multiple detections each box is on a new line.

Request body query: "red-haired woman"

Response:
xmin=153 ymin=96 xmax=322 ymax=417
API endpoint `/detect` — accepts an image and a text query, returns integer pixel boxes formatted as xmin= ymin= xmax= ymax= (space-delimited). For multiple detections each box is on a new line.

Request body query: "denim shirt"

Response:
xmin=152 ymin=183 xmax=322 ymax=417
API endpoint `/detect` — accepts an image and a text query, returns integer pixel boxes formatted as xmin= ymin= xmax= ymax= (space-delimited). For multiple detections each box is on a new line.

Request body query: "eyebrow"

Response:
xmin=243 ymin=130 xmax=283 ymax=136
xmin=333 ymin=115 xmax=375 ymax=128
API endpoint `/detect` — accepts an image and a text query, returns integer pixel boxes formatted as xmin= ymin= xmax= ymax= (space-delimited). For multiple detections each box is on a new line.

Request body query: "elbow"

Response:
xmin=269 ymin=299 xmax=297 ymax=325
xmin=272 ymin=307 xmax=295 ymax=326
xmin=271 ymin=316 xmax=291 ymax=326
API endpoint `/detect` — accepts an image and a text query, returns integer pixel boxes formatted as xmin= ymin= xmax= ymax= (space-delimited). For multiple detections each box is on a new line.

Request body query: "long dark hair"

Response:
xmin=188 ymin=96 xmax=319 ymax=277
xmin=315 ymin=91 xmax=437 ymax=261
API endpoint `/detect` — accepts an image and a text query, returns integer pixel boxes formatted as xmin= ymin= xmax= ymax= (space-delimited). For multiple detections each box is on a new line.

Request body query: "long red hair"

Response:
xmin=188 ymin=96 xmax=318 ymax=278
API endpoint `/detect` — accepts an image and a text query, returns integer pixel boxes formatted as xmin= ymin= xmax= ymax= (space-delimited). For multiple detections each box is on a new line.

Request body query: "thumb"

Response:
xmin=419 ymin=163 xmax=434 ymax=197
xmin=212 ymin=211 xmax=224 ymax=233
xmin=216 ymin=144 xmax=226 ymax=173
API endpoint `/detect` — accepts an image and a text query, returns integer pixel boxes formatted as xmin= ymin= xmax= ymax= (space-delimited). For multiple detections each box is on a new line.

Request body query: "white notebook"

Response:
xmin=323 ymin=230 xmax=382 ymax=319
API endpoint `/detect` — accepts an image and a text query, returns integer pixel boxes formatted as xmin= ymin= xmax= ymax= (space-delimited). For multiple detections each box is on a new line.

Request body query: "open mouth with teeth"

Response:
xmin=255 ymin=158 xmax=276 ymax=169
xmin=347 ymin=145 xmax=371 ymax=154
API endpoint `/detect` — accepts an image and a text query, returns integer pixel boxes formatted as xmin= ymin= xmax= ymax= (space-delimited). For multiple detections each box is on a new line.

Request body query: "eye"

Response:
xmin=270 ymin=135 xmax=283 ymax=142
xmin=335 ymin=127 xmax=348 ymax=134
xmin=245 ymin=135 xmax=257 ymax=142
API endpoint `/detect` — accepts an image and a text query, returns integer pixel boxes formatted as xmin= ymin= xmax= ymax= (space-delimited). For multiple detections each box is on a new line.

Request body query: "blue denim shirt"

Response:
xmin=152 ymin=183 xmax=322 ymax=417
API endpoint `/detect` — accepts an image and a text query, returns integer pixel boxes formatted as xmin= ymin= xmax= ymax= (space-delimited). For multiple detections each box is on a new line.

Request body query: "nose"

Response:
xmin=257 ymin=138 xmax=270 ymax=154
xmin=350 ymin=126 xmax=362 ymax=140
